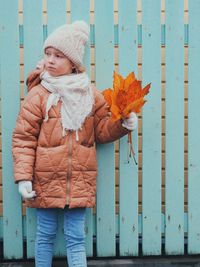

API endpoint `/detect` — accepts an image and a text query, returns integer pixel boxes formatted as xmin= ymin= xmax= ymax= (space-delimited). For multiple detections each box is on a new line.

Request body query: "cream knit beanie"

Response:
xmin=43 ymin=20 xmax=89 ymax=68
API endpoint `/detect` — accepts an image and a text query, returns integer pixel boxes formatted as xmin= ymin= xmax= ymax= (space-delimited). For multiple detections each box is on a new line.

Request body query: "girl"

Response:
xmin=12 ymin=21 xmax=138 ymax=267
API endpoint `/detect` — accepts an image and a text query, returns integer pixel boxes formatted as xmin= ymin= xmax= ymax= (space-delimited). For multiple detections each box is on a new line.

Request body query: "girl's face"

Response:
xmin=44 ymin=47 xmax=74 ymax=76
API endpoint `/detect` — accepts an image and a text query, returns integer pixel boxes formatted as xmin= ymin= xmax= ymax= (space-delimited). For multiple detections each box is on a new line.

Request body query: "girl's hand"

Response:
xmin=36 ymin=59 xmax=45 ymax=71
xmin=122 ymin=112 xmax=138 ymax=131
xmin=18 ymin=181 xmax=36 ymax=199
xmin=26 ymin=60 xmax=45 ymax=91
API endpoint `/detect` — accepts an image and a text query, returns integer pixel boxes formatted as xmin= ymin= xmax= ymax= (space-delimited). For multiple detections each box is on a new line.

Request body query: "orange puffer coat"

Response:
xmin=12 ymin=84 xmax=128 ymax=209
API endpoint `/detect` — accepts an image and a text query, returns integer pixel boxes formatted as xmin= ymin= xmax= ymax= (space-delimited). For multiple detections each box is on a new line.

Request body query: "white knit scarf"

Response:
xmin=40 ymin=71 xmax=94 ymax=138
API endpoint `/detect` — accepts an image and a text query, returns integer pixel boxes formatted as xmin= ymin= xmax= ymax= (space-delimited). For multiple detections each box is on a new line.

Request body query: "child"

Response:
xmin=12 ymin=21 xmax=138 ymax=267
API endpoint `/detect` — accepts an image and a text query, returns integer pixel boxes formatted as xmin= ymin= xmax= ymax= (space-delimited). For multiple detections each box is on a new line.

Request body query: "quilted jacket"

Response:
xmin=12 ymin=83 xmax=129 ymax=209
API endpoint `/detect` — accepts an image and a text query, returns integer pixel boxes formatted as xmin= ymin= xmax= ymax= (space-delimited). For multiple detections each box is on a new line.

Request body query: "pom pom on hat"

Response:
xmin=72 ymin=21 xmax=89 ymax=43
xmin=43 ymin=20 xmax=90 ymax=68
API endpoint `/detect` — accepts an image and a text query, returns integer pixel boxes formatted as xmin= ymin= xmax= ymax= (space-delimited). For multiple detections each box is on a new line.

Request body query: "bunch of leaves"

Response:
xmin=103 ymin=71 xmax=151 ymax=164
xmin=103 ymin=71 xmax=151 ymax=121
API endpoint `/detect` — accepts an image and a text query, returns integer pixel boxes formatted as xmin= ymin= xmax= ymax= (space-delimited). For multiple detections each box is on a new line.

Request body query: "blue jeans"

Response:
xmin=35 ymin=207 xmax=87 ymax=267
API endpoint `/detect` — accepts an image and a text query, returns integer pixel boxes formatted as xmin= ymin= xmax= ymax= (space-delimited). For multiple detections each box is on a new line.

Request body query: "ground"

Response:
xmin=1 ymin=256 xmax=200 ymax=267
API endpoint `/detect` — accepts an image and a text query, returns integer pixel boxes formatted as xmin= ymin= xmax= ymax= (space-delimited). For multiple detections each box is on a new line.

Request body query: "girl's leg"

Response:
xmin=64 ymin=207 xmax=87 ymax=267
xmin=35 ymin=208 xmax=58 ymax=267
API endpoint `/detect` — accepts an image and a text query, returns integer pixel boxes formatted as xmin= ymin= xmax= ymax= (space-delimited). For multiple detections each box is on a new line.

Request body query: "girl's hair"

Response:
xmin=72 ymin=65 xmax=85 ymax=74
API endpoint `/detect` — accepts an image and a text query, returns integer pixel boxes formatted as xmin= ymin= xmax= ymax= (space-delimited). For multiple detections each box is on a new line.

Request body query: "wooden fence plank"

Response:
xmin=188 ymin=0 xmax=200 ymax=254
xmin=71 ymin=0 xmax=93 ymax=257
xmin=94 ymin=0 xmax=116 ymax=256
xmin=0 ymin=0 xmax=23 ymax=259
xmin=165 ymin=0 xmax=185 ymax=255
xmin=54 ymin=211 xmax=65 ymax=257
xmin=118 ymin=0 xmax=138 ymax=256
xmin=23 ymin=0 xmax=43 ymax=258
xmin=23 ymin=0 xmax=44 ymax=89
xmin=142 ymin=0 xmax=162 ymax=255
xmin=47 ymin=0 xmax=67 ymax=34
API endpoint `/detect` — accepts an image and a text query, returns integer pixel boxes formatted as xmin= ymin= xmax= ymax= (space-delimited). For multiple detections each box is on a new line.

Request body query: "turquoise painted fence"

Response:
xmin=0 ymin=0 xmax=200 ymax=260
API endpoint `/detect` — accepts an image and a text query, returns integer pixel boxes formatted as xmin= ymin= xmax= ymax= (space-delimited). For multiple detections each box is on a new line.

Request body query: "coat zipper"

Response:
xmin=66 ymin=131 xmax=73 ymax=205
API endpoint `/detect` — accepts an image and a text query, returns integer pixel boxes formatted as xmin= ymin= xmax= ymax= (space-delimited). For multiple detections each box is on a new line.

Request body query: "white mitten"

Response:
xmin=18 ymin=181 xmax=36 ymax=199
xmin=122 ymin=112 xmax=138 ymax=131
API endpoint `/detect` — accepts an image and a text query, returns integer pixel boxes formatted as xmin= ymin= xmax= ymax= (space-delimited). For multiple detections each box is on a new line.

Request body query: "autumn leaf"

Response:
xmin=102 ymin=71 xmax=151 ymax=121
xmin=103 ymin=88 xmax=113 ymax=107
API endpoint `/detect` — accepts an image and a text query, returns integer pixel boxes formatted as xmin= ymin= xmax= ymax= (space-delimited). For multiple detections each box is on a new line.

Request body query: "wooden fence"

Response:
xmin=0 ymin=0 xmax=200 ymax=260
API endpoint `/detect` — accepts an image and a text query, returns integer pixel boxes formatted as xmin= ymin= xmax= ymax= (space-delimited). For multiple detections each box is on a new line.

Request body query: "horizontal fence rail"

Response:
xmin=18 ymin=24 xmax=190 ymax=47
xmin=0 ymin=0 xmax=200 ymax=260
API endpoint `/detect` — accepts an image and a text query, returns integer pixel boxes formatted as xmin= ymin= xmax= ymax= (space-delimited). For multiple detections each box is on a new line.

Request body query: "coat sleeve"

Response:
xmin=94 ymin=88 xmax=129 ymax=144
xmin=12 ymin=88 xmax=43 ymax=183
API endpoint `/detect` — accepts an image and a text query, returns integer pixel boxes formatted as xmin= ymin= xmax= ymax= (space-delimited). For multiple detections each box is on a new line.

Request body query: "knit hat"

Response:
xmin=43 ymin=20 xmax=90 ymax=68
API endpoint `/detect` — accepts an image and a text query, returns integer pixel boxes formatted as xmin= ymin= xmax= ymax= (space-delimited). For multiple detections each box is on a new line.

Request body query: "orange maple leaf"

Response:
xmin=103 ymin=71 xmax=151 ymax=121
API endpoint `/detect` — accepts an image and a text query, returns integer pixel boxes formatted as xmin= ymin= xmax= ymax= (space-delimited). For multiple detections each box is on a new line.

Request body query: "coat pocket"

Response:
xmin=75 ymin=144 xmax=97 ymax=171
